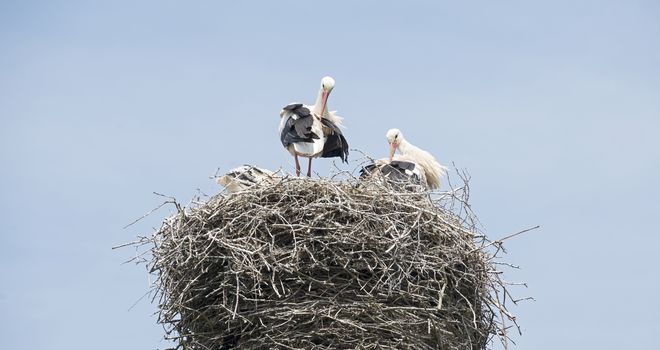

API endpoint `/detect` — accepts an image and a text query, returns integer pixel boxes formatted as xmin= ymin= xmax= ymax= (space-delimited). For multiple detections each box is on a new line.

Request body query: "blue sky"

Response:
xmin=1 ymin=1 xmax=659 ymax=349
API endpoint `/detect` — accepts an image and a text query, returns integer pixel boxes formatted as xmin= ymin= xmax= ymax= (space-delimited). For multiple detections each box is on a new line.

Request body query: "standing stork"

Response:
xmin=279 ymin=76 xmax=349 ymax=177
xmin=386 ymin=128 xmax=448 ymax=189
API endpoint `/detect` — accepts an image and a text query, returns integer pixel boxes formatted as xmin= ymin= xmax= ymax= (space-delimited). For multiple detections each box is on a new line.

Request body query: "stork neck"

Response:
xmin=312 ymin=87 xmax=327 ymax=117
xmin=397 ymin=138 xmax=414 ymax=155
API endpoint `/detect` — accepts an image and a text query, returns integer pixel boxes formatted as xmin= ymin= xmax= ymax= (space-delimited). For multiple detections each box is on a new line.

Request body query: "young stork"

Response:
xmin=385 ymin=128 xmax=448 ymax=189
xmin=216 ymin=165 xmax=280 ymax=194
xmin=279 ymin=76 xmax=349 ymax=177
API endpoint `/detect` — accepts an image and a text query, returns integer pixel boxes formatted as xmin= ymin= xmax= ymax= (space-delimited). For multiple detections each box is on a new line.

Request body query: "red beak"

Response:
xmin=389 ymin=142 xmax=396 ymax=161
xmin=320 ymin=90 xmax=329 ymax=117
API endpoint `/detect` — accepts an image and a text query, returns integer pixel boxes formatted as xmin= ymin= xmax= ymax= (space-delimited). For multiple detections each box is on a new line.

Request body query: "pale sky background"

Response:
xmin=1 ymin=1 xmax=659 ymax=349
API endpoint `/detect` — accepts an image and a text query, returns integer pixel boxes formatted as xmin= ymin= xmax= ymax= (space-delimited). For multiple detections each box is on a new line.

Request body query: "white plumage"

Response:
xmin=386 ymin=128 xmax=448 ymax=190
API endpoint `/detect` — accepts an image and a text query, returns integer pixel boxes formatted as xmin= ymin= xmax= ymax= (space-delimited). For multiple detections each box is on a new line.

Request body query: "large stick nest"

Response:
xmin=136 ymin=174 xmax=520 ymax=350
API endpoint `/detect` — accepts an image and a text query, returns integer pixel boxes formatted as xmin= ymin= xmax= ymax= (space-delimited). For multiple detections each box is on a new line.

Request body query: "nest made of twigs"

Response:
xmin=136 ymin=174 xmax=519 ymax=350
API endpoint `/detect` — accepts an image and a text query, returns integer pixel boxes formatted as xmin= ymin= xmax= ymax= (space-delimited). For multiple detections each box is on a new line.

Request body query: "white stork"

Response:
xmin=216 ymin=165 xmax=280 ymax=194
xmin=279 ymin=76 xmax=349 ymax=177
xmin=385 ymin=128 xmax=448 ymax=189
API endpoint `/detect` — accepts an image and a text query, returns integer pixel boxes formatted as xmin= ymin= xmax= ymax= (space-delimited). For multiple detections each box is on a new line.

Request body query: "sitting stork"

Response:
xmin=279 ymin=76 xmax=349 ymax=177
xmin=386 ymin=128 xmax=447 ymax=189
xmin=363 ymin=129 xmax=447 ymax=190
xmin=216 ymin=165 xmax=280 ymax=194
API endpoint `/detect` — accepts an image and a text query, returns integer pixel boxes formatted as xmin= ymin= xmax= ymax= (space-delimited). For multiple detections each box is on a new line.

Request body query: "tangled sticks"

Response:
xmin=140 ymin=176 xmax=521 ymax=349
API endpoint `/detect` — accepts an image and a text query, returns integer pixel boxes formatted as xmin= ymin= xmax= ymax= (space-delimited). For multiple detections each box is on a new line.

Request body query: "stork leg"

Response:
xmin=307 ymin=157 xmax=313 ymax=177
xmin=294 ymin=154 xmax=301 ymax=176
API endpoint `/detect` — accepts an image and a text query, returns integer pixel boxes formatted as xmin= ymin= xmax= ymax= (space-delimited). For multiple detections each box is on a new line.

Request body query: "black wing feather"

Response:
xmin=360 ymin=160 xmax=422 ymax=186
xmin=282 ymin=103 xmax=303 ymax=111
xmin=280 ymin=105 xmax=319 ymax=148
xmin=389 ymin=160 xmax=416 ymax=172
xmin=360 ymin=163 xmax=378 ymax=177
xmin=320 ymin=118 xmax=349 ymax=163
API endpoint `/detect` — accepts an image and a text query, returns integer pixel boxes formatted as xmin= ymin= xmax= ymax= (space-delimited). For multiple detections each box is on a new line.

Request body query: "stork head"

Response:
xmin=386 ymin=128 xmax=403 ymax=161
xmin=318 ymin=76 xmax=335 ymax=117
xmin=321 ymin=76 xmax=335 ymax=92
